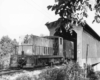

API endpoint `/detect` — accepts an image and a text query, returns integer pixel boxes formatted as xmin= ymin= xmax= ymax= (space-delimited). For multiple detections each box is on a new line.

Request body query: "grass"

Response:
xmin=16 ymin=75 xmax=32 ymax=80
xmin=0 ymin=60 xmax=99 ymax=80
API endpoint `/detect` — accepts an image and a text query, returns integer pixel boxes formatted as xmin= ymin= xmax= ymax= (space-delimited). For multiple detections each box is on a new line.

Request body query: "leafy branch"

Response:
xmin=47 ymin=0 xmax=100 ymax=30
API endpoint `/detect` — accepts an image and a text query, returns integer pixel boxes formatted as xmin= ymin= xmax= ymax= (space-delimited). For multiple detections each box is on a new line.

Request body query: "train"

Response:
xmin=10 ymin=35 xmax=75 ymax=68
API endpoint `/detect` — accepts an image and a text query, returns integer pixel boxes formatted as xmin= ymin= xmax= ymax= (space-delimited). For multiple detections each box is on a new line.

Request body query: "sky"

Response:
xmin=0 ymin=0 xmax=100 ymax=41
xmin=0 ymin=0 xmax=59 ymax=41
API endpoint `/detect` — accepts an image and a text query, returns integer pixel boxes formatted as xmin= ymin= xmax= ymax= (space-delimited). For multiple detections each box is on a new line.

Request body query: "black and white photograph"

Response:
xmin=0 ymin=0 xmax=100 ymax=80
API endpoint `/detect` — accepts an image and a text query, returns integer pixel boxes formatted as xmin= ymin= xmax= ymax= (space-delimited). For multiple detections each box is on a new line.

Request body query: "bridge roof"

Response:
xmin=46 ymin=20 xmax=100 ymax=40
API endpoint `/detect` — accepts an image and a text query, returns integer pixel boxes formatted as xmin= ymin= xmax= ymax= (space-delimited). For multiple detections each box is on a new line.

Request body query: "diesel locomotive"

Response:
xmin=10 ymin=35 xmax=74 ymax=68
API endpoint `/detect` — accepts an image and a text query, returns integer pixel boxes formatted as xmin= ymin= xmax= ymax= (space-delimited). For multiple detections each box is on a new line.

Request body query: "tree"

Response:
xmin=12 ymin=39 xmax=19 ymax=54
xmin=47 ymin=0 xmax=100 ymax=31
xmin=0 ymin=36 xmax=18 ymax=56
xmin=12 ymin=39 xmax=18 ymax=48
xmin=23 ymin=34 xmax=30 ymax=43
xmin=0 ymin=36 xmax=12 ymax=55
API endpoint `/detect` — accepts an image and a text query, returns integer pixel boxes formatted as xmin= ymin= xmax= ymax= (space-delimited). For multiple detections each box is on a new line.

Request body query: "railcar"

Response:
xmin=10 ymin=35 xmax=74 ymax=68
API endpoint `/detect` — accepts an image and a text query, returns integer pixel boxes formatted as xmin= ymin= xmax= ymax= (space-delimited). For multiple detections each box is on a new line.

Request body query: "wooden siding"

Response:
xmin=82 ymin=30 xmax=98 ymax=58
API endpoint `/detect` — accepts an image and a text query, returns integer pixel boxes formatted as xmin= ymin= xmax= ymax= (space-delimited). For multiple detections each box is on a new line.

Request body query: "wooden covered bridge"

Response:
xmin=46 ymin=21 xmax=100 ymax=71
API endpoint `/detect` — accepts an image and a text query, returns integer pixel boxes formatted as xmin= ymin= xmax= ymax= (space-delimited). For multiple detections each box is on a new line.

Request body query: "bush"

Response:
xmin=96 ymin=71 xmax=100 ymax=80
xmin=0 ymin=54 xmax=11 ymax=69
xmin=38 ymin=68 xmax=65 ymax=80
xmin=86 ymin=65 xmax=98 ymax=80
xmin=38 ymin=61 xmax=87 ymax=80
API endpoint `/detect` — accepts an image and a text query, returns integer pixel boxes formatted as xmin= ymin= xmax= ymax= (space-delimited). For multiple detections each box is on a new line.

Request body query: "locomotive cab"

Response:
xmin=43 ymin=36 xmax=64 ymax=57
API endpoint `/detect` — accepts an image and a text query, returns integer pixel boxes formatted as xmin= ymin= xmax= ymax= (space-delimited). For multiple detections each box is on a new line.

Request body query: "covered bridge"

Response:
xmin=46 ymin=21 xmax=100 ymax=71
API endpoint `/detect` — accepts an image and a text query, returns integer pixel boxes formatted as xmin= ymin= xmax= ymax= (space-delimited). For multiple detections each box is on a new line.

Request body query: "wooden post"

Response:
xmin=86 ymin=44 xmax=89 ymax=67
xmin=85 ymin=44 xmax=89 ymax=78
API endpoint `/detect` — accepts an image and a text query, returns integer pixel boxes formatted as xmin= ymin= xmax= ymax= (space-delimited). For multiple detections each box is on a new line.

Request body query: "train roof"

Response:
xmin=43 ymin=36 xmax=62 ymax=39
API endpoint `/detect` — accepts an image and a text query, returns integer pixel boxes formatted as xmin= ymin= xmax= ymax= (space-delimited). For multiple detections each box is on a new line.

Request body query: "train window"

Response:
xmin=50 ymin=48 xmax=51 ymax=55
xmin=36 ymin=46 xmax=37 ymax=55
xmin=60 ymin=38 xmax=62 ymax=45
xmin=39 ymin=46 xmax=40 ymax=55
xmin=47 ymin=47 xmax=48 ymax=55
xmin=45 ymin=47 xmax=47 ymax=55
xmin=48 ymin=47 xmax=49 ymax=55
xmin=33 ymin=46 xmax=35 ymax=55
xmin=44 ymin=47 xmax=45 ymax=54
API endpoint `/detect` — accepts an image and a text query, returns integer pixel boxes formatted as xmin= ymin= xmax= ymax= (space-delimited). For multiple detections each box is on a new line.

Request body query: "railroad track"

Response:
xmin=0 ymin=64 xmax=64 ymax=76
xmin=0 ymin=66 xmax=47 ymax=76
xmin=0 ymin=69 xmax=23 ymax=76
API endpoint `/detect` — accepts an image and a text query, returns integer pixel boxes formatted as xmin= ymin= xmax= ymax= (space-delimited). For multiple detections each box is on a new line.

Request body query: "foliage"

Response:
xmin=0 ymin=36 xmax=12 ymax=55
xmin=0 ymin=36 xmax=18 ymax=69
xmin=1 ymin=61 xmax=100 ymax=80
xmin=23 ymin=34 xmax=35 ymax=44
xmin=86 ymin=65 xmax=98 ymax=80
xmin=96 ymin=71 xmax=100 ymax=79
xmin=24 ymin=34 xmax=30 ymax=44
xmin=47 ymin=0 xmax=100 ymax=31
xmin=39 ymin=61 xmax=88 ymax=80
xmin=0 ymin=36 xmax=18 ymax=56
